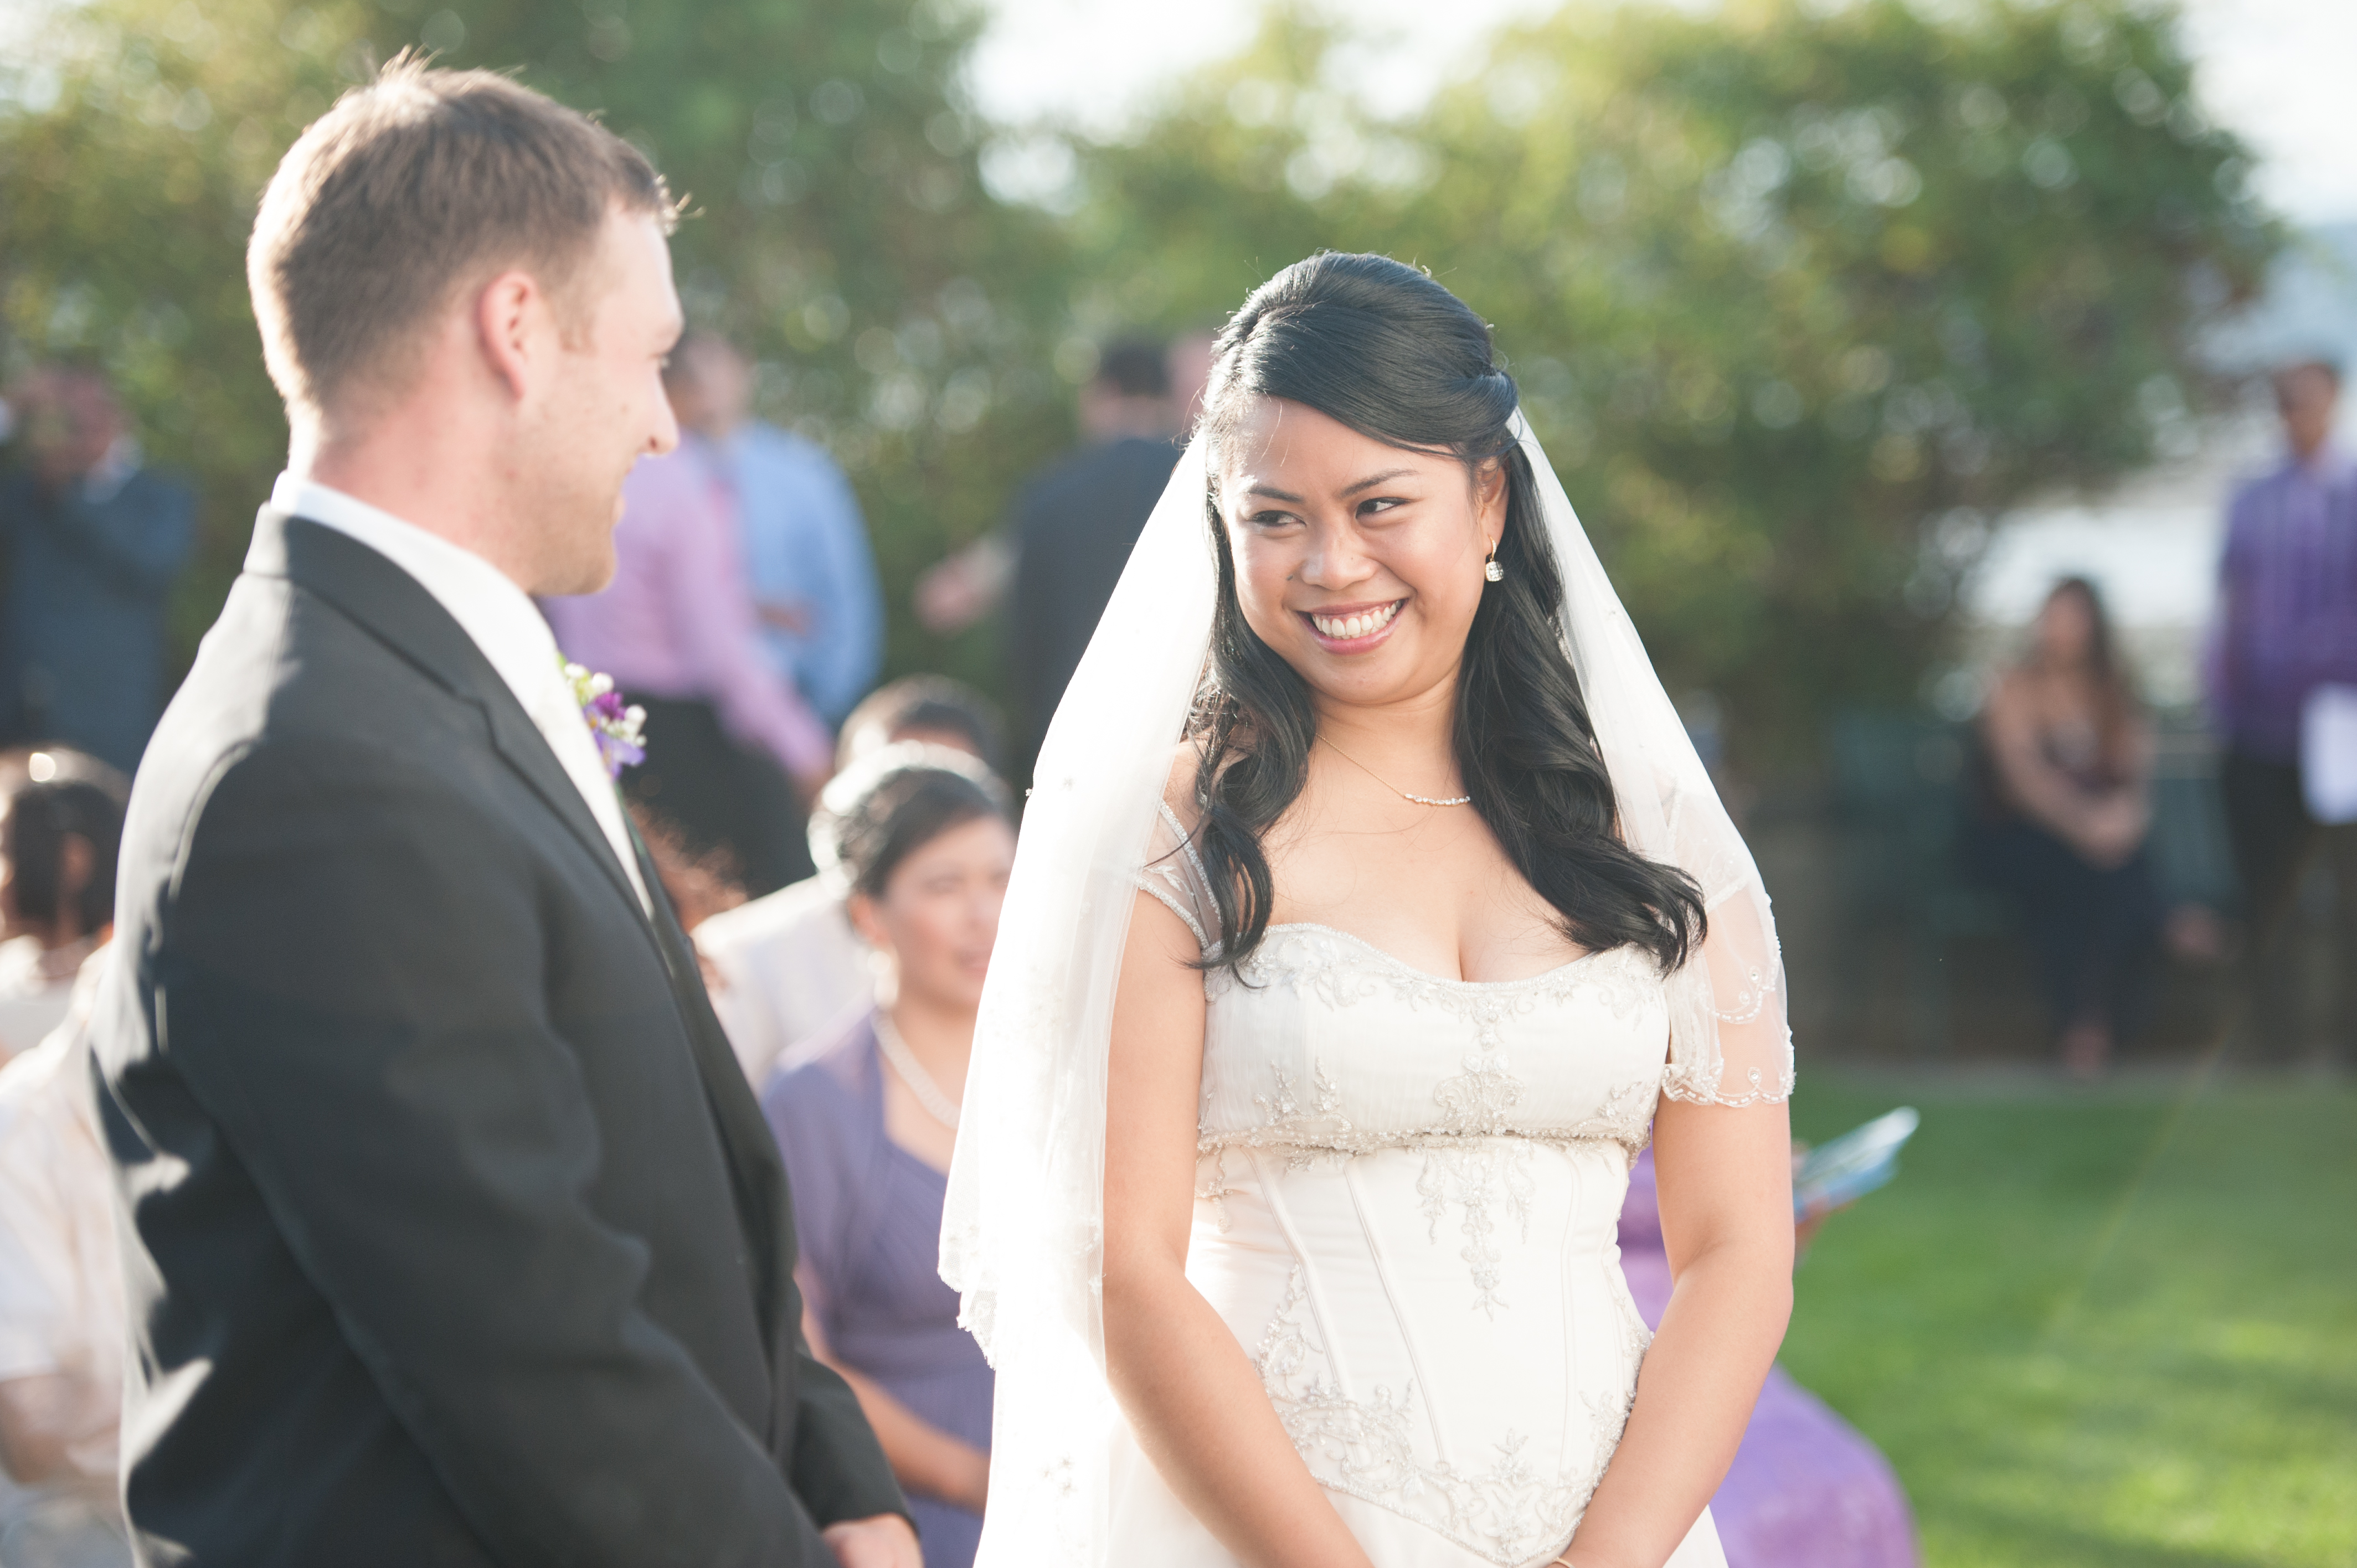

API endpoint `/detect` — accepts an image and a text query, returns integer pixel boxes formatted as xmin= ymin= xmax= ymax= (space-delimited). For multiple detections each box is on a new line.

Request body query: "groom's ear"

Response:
xmin=472 ymin=270 xmax=549 ymax=405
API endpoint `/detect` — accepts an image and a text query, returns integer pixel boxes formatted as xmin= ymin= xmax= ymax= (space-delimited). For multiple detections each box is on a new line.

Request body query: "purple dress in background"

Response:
xmin=763 ymin=1019 xmax=991 ymax=1568
xmin=1619 ymin=1151 xmax=1919 ymax=1568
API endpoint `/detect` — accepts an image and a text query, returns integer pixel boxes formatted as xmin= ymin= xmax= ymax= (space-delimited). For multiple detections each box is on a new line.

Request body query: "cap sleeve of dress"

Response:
xmin=1132 ymin=800 xmax=1221 ymax=960
xmin=1653 ymin=769 xmax=1794 ymax=1108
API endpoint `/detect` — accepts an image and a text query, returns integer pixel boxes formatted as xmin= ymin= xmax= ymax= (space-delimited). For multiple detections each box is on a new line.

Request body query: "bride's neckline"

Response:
xmin=1259 ymin=920 xmax=1617 ymax=991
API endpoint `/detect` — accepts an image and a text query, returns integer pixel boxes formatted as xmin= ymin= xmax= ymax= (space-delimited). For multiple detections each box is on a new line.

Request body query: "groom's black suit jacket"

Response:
xmin=94 ymin=510 xmax=905 ymax=1567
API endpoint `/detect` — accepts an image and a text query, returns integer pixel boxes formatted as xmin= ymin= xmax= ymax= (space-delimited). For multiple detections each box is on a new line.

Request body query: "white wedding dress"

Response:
xmin=942 ymin=424 xmax=1790 ymax=1568
xmin=1108 ymin=808 xmax=1726 ymax=1568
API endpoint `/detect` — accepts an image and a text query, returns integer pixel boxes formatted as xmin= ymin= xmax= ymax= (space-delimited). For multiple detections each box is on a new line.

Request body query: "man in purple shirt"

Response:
xmin=2207 ymin=359 xmax=2357 ymax=1062
xmin=542 ymin=426 xmax=833 ymax=896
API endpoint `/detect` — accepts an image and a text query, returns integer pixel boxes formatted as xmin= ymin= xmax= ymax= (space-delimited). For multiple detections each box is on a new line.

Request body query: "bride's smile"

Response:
xmin=1301 ymin=597 xmax=1401 ymax=649
xmin=1218 ymin=395 xmax=1504 ymax=702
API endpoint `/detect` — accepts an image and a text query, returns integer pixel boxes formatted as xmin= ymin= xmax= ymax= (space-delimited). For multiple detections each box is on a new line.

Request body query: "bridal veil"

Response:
xmin=939 ymin=414 xmax=1793 ymax=1565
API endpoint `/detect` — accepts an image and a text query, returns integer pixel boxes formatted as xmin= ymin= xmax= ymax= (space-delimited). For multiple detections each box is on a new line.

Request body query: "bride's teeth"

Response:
xmin=1314 ymin=603 xmax=1400 ymax=639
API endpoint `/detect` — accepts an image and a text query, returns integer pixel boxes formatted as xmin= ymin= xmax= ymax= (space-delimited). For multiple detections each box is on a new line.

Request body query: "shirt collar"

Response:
xmin=263 ymin=473 xmax=564 ymax=717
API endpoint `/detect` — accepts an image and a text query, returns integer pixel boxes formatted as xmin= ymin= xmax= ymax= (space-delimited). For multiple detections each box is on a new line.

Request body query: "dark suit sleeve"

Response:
xmin=788 ymin=1337 xmax=907 ymax=1527
xmin=156 ymin=737 xmax=838 ymax=1568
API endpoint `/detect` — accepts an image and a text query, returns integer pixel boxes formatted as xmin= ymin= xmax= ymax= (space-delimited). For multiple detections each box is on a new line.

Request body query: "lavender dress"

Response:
xmin=1619 ymin=1152 xmax=1919 ymax=1568
xmin=764 ymin=1018 xmax=991 ymax=1568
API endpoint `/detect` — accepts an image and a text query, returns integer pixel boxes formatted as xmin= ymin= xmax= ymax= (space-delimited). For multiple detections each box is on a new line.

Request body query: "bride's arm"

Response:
xmin=1101 ymin=889 xmax=1375 ymax=1568
xmin=1563 ymin=1096 xmax=1794 ymax=1568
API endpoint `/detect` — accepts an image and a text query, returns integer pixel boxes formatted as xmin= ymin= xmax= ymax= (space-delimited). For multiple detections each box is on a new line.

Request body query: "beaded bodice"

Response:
xmin=1134 ymin=812 xmax=1687 ymax=1566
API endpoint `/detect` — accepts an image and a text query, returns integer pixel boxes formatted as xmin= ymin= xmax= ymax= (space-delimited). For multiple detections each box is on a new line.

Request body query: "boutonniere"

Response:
xmin=563 ymin=661 xmax=647 ymax=779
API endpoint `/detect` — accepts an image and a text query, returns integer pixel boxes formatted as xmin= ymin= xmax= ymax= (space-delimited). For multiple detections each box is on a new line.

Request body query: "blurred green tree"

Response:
xmin=1059 ymin=0 xmax=2278 ymax=755
xmin=0 ymin=0 xmax=1075 ymax=699
xmin=0 ymin=0 xmax=2283 ymax=764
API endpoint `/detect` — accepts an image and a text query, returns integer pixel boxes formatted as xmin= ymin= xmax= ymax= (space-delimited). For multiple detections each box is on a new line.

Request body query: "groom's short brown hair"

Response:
xmin=248 ymin=56 xmax=673 ymax=421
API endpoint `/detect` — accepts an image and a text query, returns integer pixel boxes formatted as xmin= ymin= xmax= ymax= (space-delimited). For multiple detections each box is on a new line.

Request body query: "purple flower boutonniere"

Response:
xmin=563 ymin=661 xmax=647 ymax=779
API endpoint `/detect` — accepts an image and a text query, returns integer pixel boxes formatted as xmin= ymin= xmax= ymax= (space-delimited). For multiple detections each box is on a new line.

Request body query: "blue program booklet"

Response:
xmin=1793 ymin=1107 xmax=1920 ymax=1219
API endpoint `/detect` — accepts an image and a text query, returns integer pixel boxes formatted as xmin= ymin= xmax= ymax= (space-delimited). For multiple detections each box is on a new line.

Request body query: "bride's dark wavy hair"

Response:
xmin=1187 ymin=251 xmax=1705 ymax=972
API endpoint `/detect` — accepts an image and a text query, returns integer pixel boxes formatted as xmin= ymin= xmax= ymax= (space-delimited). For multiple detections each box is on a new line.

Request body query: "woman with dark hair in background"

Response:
xmin=0 ymin=751 xmax=126 ymax=1062
xmin=948 ymin=253 xmax=1795 ymax=1568
xmin=1968 ymin=576 xmax=2164 ymax=1079
xmin=763 ymin=750 xmax=1013 ymax=1568
xmin=700 ymin=677 xmax=1005 ymax=1086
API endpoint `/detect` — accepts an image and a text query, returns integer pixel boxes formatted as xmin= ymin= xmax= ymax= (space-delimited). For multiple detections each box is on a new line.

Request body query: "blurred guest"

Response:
xmin=1167 ymin=329 xmax=1217 ymax=427
xmin=0 ymin=940 xmax=133 ymax=1568
xmin=2207 ymin=359 xmax=2357 ymax=1062
xmin=667 ymin=334 xmax=882 ymax=725
xmin=762 ymin=757 xmax=1013 ymax=1568
xmin=0 ymin=369 xmax=195 ymax=775
xmin=836 ymin=675 xmax=1003 ymax=775
xmin=541 ymin=409 xmax=833 ymax=896
xmin=699 ymin=679 xmax=1002 ymax=1086
xmin=627 ymin=804 xmax=748 ymax=937
xmin=1007 ymin=338 xmax=1182 ymax=779
xmin=1967 ymin=579 xmax=2163 ymax=1077
xmin=0 ymin=751 xmax=126 ymax=1062
xmin=1618 ymin=1151 xmax=1918 ymax=1568
xmin=913 ymin=336 xmax=1205 ymax=651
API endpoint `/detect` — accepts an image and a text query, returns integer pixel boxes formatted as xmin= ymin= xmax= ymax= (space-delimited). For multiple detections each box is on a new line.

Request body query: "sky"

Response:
xmin=969 ymin=0 xmax=2357 ymax=227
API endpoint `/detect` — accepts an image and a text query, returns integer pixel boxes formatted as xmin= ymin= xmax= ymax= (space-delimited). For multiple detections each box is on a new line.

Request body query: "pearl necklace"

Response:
xmin=874 ymin=1012 xmax=963 ymax=1130
xmin=1318 ymin=736 xmax=1473 ymax=807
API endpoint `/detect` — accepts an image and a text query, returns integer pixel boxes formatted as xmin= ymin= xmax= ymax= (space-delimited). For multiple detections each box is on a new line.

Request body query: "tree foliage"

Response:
xmin=1059 ymin=0 xmax=2277 ymax=750
xmin=0 ymin=0 xmax=1073 ymax=689
xmin=0 ymin=0 xmax=2281 ymax=760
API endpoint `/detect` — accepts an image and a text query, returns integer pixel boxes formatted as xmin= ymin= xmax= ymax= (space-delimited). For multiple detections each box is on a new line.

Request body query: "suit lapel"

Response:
xmin=258 ymin=510 xmax=646 ymax=924
xmin=626 ymin=820 xmax=794 ymax=1375
xmin=259 ymin=509 xmax=795 ymax=1390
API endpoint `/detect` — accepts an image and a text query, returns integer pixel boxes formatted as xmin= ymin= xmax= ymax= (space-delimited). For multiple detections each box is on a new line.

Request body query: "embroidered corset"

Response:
xmin=1139 ymin=824 xmax=1680 ymax=1567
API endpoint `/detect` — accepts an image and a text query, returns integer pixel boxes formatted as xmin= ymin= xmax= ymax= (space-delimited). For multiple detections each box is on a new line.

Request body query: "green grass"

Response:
xmin=1783 ymin=1067 xmax=2357 ymax=1568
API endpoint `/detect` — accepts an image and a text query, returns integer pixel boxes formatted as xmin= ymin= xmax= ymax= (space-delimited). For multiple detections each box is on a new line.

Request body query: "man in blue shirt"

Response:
xmin=665 ymin=335 xmax=882 ymax=726
xmin=0 ymin=367 xmax=195 ymax=775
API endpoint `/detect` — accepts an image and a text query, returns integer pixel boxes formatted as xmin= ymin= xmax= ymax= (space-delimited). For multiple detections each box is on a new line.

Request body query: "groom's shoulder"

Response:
xmin=128 ymin=540 xmax=490 ymax=857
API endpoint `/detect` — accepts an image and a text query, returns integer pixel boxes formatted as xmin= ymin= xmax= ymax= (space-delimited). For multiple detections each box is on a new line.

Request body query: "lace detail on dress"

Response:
xmin=1251 ymin=1264 xmax=1633 ymax=1566
xmin=1131 ymin=801 xmax=1224 ymax=958
xmin=1198 ymin=928 xmax=1664 ymax=1162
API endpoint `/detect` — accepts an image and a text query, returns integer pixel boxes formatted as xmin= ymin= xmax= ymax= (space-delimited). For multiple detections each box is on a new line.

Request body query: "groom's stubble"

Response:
xmin=493 ymin=204 xmax=685 ymax=599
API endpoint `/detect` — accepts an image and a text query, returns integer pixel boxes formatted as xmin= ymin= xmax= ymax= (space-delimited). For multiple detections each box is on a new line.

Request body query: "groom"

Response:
xmin=92 ymin=62 xmax=915 ymax=1567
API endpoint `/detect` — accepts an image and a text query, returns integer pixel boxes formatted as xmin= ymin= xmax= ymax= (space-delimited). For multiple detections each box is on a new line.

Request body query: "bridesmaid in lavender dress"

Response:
xmin=763 ymin=751 xmax=1014 ymax=1568
xmin=1618 ymin=1151 xmax=1920 ymax=1568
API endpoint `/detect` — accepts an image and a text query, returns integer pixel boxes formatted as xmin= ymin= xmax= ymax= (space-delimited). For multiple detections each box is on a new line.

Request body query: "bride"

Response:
xmin=944 ymin=252 xmax=1796 ymax=1568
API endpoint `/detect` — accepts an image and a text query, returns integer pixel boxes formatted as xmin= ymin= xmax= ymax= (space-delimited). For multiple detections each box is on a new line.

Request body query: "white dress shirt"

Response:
xmin=265 ymin=474 xmax=650 ymax=911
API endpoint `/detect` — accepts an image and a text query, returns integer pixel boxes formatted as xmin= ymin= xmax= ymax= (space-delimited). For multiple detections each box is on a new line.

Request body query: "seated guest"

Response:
xmin=0 ymin=368 xmax=195 ymax=775
xmin=1619 ymin=1150 xmax=1918 ymax=1568
xmin=0 ymin=940 xmax=133 ymax=1567
xmin=1965 ymin=577 xmax=2163 ymax=1077
xmin=763 ymin=756 xmax=1013 ymax=1568
xmin=0 ymin=751 xmax=126 ymax=1061
xmin=836 ymin=675 xmax=1005 ymax=775
xmin=698 ymin=678 xmax=1002 ymax=1085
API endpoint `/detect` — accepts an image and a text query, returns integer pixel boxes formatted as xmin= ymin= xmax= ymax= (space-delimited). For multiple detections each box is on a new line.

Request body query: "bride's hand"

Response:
xmin=821 ymin=1513 xmax=921 ymax=1568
